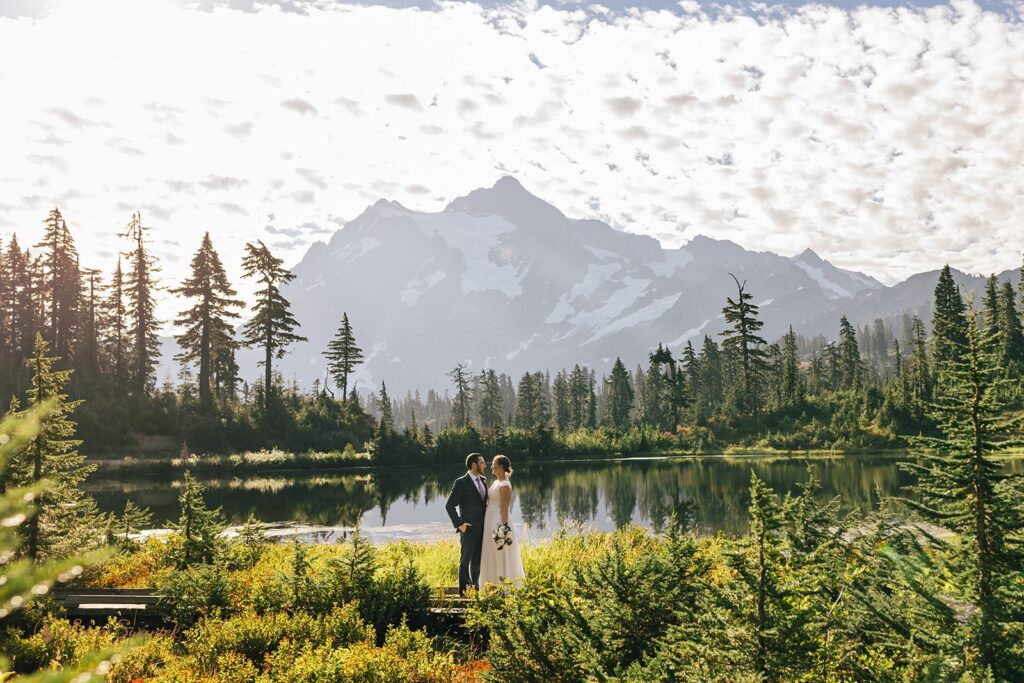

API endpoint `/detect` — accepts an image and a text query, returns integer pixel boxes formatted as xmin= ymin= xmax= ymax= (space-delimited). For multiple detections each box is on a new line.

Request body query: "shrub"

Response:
xmin=157 ymin=562 xmax=231 ymax=627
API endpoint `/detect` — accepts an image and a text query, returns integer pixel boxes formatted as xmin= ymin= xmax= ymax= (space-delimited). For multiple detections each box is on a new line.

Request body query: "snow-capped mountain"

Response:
xmin=241 ymin=176 xmax=896 ymax=393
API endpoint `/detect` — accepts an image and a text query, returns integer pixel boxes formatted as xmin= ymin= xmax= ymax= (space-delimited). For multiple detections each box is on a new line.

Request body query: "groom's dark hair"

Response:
xmin=465 ymin=452 xmax=483 ymax=470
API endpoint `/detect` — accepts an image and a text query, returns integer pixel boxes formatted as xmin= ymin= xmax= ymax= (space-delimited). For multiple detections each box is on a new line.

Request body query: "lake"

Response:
xmin=83 ymin=454 xmax=1024 ymax=544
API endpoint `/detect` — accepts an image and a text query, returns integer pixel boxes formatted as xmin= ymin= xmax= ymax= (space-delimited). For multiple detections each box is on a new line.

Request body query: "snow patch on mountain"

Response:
xmin=551 ymin=277 xmax=653 ymax=341
xmin=406 ymin=210 xmax=525 ymax=298
xmin=793 ymin=261 xmax=852 ymax=299
xmin=585 ymin=292 xmax=683 ymax=345
xmin=545 ymin=261 xmax=623 ymax=324
xmin=400 ymin=270 xmax=446 ymax=305
xmin=332 ymin=236 xmax=380 ymax=262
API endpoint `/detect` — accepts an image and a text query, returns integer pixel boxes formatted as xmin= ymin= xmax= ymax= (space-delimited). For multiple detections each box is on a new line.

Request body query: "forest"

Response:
xmin=1 ymin=208 xmax=1023 ymax=464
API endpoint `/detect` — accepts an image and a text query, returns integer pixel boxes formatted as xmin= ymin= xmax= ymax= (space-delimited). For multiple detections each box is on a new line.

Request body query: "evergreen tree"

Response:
xmin=172 ymin=233 xmax=243 ymax=406
xmin=34 ymin=208 xmax=81 ymax=361
xmin=909 ymin=315 xmax=932 ymax=401
xmin=720 ymin=275 xmax=769 ymax=413
xmin=780 ymin=326 xmax=802 ymax=407
xmin=110 ymin=499 xmax=152 ymax=547
xmin=324 ymin=312 xmax=364 ymax=400
xmin=120 ymin=212 xmax=161 ymax=403
xmin=931 ymin=264 xmax=968 ymax=366
xmin=697 ymin=336 xmax=723 ymax=419
xmin=448 ymin=362 xmax=471 ymax=428
xmin=514 ymin=371 xmax=547 ymax=430
xmin=104 ymin=257 xmax=129 ymax=395
xmin=903 ymin=303 xmax=1024 ymax=678
xmin=169 ymin=471 xmax=225 ymax=567
xmin=376 ymin=381 xmax=394 ymax=436
xmin=603 ymin=357 xmax=634 ymax=429
xmin=837 ymin=316 xmax=862 ymax=389
xmin=981 ymin=274 xmax=1001 ymax=335
xmin=13 ymin=333 xmax=99 ymax=560
xmin=478 ymin=369 xmax=502 ymax=431
xmin=551 ymin=371 xmax=570 ymax=433
xmin=998 ymin=280 xmax=1024 ymax=373
xmin=240 ymin=241 xmax=307 ymax=413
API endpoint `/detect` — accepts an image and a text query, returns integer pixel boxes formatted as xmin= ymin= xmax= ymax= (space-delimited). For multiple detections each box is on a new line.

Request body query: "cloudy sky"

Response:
xmin=1 ymin=0 xmax=1023 ymax=308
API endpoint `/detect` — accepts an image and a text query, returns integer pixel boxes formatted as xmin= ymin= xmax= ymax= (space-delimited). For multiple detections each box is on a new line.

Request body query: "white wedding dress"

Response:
xmin=478 ymin=479 xmax=525 ymax=588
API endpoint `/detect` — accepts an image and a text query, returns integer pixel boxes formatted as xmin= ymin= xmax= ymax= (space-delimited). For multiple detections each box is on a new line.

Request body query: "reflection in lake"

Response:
xmin=84 ymin=455 xmax=1024 ymax=542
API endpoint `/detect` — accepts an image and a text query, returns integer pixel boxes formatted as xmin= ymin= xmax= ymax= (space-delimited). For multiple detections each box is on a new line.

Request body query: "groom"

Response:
xmin=445 ymin=452 xmax=488 ymax=595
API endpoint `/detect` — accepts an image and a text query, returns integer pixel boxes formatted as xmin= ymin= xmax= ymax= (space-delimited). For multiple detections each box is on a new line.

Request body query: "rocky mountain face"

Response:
xmin=235 ymin=175 xmax=998 ymax=394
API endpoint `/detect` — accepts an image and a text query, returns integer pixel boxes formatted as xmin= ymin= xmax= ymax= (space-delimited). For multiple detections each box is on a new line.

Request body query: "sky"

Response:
xmin=1 ymin=0 xmax=1023 ymax=312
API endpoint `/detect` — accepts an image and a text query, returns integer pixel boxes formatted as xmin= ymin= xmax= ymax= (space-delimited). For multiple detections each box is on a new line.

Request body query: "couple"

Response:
xmin=444 ymin=452 xmax=525 ymax=595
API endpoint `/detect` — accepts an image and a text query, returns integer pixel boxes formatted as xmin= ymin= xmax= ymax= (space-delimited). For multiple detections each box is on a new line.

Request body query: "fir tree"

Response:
xmin=720 ymin=275 xmax=768 ymax=414
xmin=837 ymin=316 xmax=862 ymax=389
xmin=104 ymin=257 xmax=129 ymax=394
xmin=111 ymin=499 xmax=152 ymax=547
xmin=16 ymin=333 xmax=99 ymax=560
xmin=448 ymin=362 xmax=471 ymax=428
xmin=34 ymin=208 xmax=81 ymax=361
xmin=172 ymin=233 xmax=243 ymax=406
xmin=780 ymin=326 xmax=802 ymax=407
xmin=603 ymin=357 xmax=634 ymax=429
xmin=931 ymin=264 xmax=968 ymax=366
xmin=909 ymin=314 xmax=932 ymax=401
xmin=981 ymin=274 xmax=1001 ymax=336
xmin=478 ymin=369 xmax=502 ymax=431
xmin=551 ymin=371 xmax=570 ymax=432
xmin=324 ymin=312 xmax=363 ymax=400
xmin=169 ymin=471 xmax=225 ymax=567
xmin=514 ymin=371 xmax=546 ymax=430
xmin=902 ymin=302 xmax=1024 ymax=678
xmin=120 ymin=212 xmax=161 ymax=403
xmin=240 ymin=241 xmax=307 ymax=413
xmin=997 ymin=280 xmax=1024 ymax=373
xmin=376 ymin=381 xmax=395 ymax=436
xmin=697 ymin=336 xmax=723 ymax=419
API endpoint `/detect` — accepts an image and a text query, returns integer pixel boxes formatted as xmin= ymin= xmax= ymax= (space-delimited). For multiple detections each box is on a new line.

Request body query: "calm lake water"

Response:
xmin=83 ymin=455 xmax=1024 ymax=544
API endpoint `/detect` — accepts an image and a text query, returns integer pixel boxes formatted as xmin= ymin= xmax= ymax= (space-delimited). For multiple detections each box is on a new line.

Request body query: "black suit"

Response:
xmin=445 ymin=472 xmax=488 ymax=595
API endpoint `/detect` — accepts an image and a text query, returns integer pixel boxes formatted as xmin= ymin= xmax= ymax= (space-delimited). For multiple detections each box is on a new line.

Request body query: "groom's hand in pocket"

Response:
xmin=457 ymin=523 xmax=471 ymax=534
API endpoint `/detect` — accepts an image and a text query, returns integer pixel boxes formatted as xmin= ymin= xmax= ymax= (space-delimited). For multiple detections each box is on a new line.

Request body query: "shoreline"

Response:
xmin=85 ymin=447 xmax=1024 ymax=476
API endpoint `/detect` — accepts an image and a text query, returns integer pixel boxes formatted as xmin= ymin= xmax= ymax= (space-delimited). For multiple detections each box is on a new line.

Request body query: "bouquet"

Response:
xmin=493 ymin=522 xmax=513 ymax=551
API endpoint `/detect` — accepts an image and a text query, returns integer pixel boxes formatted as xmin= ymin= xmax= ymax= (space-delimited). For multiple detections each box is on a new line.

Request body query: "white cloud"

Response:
xmin=0 ymin=0 xmax=1022 ymax=336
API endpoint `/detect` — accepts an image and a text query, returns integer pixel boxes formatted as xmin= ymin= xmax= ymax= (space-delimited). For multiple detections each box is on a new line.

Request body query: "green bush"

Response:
xmin=156 ymin=562 xmax=231 ymax=627
xmin=184 ymin=603 xmax=373 ymax=673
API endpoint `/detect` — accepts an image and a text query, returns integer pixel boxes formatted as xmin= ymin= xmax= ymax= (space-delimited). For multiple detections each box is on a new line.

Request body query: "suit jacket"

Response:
xmin=445 ymin=472 xmax=488 ymax=533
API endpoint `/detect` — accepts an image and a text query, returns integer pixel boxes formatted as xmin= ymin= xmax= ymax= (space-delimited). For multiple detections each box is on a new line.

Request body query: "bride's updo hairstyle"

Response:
xmin=494 ymin=454 xmax=513 ymax=477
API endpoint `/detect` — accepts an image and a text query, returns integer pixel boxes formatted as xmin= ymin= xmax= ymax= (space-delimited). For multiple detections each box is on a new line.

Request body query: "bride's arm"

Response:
xmin=499 ymin=485 xmax=512 ymax=525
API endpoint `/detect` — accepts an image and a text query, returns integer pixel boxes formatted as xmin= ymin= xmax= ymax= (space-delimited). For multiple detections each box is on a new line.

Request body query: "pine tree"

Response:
xmin=448 ymin=362 xmax=471 ymax=428
xmin=104 ymin=257 xmax=129 ymax=394
xmin=902 ymin=302 xmax=1024 ymax=678
xmin=909 ymin=315 xmax=932 ymax=401
xmin=111 ymin=499 xmax=152 ymax=546
xmin=376 ymin=381 xmax=394 ymax=436
xmin=478 ymin=369 xmax=502 ymax=431
xmin=997 ymin=280 xmax=1024 ymax=374
xmin=324 ymin=312 xmax=364 ymax=400
xmin=240 ymin=241 xmax=307 ymax=413
xmin=551 ymin=371 xmax=570 ymax=433
xmin=780 ymin=326 xmax=802 ymax=407
xmin=931 ymin=264 xmax=968 ymax=366
xmin=837 ymin=316 xmax=862 ymax=389
xmin=169 ymin=471 xmax=225 ymax=567
xmin=514 ymin=371 xmax=546 ymax=430
xmin=981 ymin=274 xmax=1001 ymax=335
xmin=697 ymin=336 xmax=723 ymax=419
xmin=173 ymin=233 xmax=243 ymax=405
xmin=120 ymin=212 xmax=161 ymax=403
xmin=14 ymin=333 xmax=99 ymax=560
xmin=34 ymin=208 xmax=81 ymax=361
xmin=720 ymin=275 xmax=769 ymax=413
xmin=603 ymin=357 xmax=634 ymax=429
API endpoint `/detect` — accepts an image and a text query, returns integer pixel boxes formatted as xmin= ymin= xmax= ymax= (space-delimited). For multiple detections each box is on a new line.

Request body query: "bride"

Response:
xmin=478 ymin=454 xmax=525 ymax=588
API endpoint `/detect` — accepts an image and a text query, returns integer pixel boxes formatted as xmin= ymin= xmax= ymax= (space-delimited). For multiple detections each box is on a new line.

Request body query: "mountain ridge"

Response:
xmin=219 ymin=177 xmax=1020 ymax=393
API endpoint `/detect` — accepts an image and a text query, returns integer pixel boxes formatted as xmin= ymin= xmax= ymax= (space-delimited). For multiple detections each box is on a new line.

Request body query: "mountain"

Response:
xmin=233 ymin=176 xmax=903 ymax=393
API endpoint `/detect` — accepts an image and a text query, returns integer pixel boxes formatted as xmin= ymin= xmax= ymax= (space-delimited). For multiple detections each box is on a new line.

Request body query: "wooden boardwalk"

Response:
xmin=49 ymin=587 xmax=472 ymax=629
